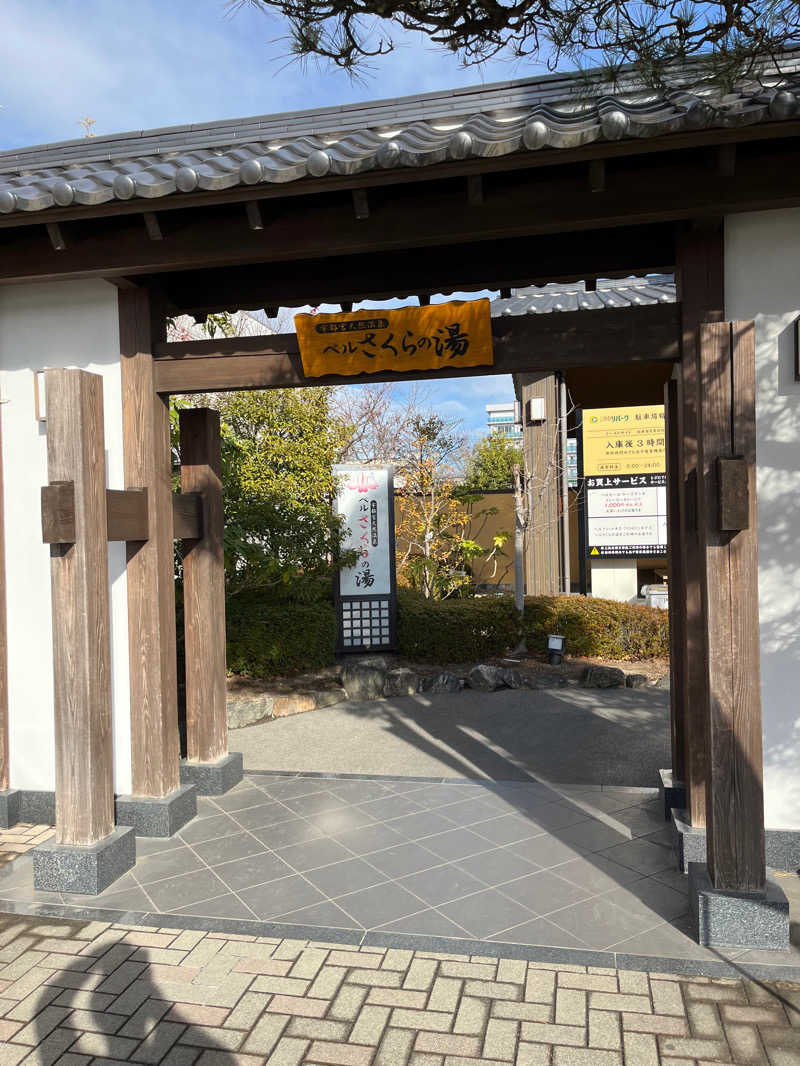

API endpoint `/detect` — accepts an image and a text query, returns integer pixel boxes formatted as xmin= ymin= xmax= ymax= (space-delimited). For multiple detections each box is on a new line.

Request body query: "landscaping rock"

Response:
xmin=625 ymin=673 xmax=650 ymax=689
xmin=341 ymin=659 xmax=387 ymax=700
xmin=581 ymin=665 xmax=626 ymax=688
xmin=227 ymin=694 xmax=274 ymax=729
xmin=384 ymin=668 xmax=420 ymax=698
xmin=468 ymin=664 xmax=507 ymax=691
xmin=273 ymin=693 xmax=317 ymax=718
xmin=418 ymin=672 xmax=461 ymax=694
xmin=524 ymin=672 xmax=568 ymax=689
xmin=500 ymin=668 xmax=524 ymax=689
xmin=312 ymin=686 xmax=347 ymax=709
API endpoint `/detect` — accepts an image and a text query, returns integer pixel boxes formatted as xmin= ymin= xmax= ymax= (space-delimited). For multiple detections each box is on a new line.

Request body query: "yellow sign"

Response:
xmin=582 ymin=405 xmax=666 ymax=477
xmin=295 ymin=299 xmax=494 ymax=379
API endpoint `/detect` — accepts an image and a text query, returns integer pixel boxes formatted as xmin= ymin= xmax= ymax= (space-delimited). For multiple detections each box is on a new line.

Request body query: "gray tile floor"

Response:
xmin=0 ymin=773 xmax=797 ymax=966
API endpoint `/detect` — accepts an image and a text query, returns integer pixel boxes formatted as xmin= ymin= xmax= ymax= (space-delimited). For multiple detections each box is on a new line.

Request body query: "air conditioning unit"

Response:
xmin=527 ymin=397 xmax=546 ymax=422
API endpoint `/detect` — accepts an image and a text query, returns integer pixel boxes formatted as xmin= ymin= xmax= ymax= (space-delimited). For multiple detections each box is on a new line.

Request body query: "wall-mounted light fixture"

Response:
xmin=547 ymin=633 xmax=566 ymax=666
xmin=34 ymin=370 xmax=47 ymax=422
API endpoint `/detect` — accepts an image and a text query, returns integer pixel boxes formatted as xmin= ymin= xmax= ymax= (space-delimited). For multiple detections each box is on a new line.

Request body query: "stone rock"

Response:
xmin=581 ymin=665 xmax=626 ymax=688
xmin=341 ymin=660 xmax=387 ymax=700
xmin=227 ymin=694 xmax=274 ymax=729
xmin=468 ymin=664 xmax=507 ymax=691
xmin=524 ymin=672 xmax=568 ymax=689
xmin=384 ymin=668 xmax=420 ymax=698
xmin=625 ymin=673 xmax=650 ymax=689
xmin=653 ymin=674 xmax=671 ymax=689
xmin=314 ymin=686 xmax=347 ymax=709
xmin=273 ymin=693 xmax=317 ymax=718
xmin=500 ymin=668 xmax=524 ymax=689
xmin=418 ymin=672 xmax=461 ymax=694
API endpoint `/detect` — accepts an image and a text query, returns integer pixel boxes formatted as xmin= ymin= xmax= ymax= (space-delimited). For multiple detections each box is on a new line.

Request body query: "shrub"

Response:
xmin=226 ymin=587 xmax=337 ymax=677
xmin=522 ymin=595 xmax=669 ymax=660
xmin=397 ymin=587 xmax=520 ymax=662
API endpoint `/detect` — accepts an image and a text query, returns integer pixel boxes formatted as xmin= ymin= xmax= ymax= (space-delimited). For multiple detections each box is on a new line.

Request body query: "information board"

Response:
xmin=582 ymin=405 xmax=667 ymax=558
xmin=333 ymin=465 xmax=397 ymax=651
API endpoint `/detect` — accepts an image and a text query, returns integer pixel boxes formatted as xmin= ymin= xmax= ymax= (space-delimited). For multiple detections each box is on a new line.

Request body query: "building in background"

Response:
xmin=485 ymin=402 xmax=522 ymax=440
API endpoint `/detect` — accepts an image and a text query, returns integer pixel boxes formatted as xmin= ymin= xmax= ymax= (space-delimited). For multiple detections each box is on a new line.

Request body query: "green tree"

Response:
xmin=239 ymin=0 xmax=795 ymax=87
xmin=173 ymin=388 xmax=352 ymax=596
xmin=464 ymin=433 xmax=523 ymax=492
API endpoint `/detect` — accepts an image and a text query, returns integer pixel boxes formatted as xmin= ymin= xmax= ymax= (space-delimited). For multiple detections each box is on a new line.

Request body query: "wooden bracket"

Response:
xmin=42 ymin=484 xmax=151 ymax=544
xmin=41 ymin=482 xmax=76 ymax=544
xmin=172 ymin=492 xmax=203 ymax=539
xmin=107 ymin=488 xmax=149 ymax=541
xmin=717 ymin=456 xmax=750 ymax=531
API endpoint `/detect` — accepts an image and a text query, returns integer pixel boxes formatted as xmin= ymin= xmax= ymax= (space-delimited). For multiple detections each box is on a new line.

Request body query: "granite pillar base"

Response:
xmin=115 ymin=784 xmax=197 ymax=837
xmin=0 ymin=790 xmax=20 ymax=829
xmin=179 ymin=752 xmax=243 ymax=795
xmin=32 ymin=826 xmax=136 ymax=895
xmin=689 ymin=862 xmax=790 ymax=950
xmin=658 ymin=769 xmax=686 ymax=821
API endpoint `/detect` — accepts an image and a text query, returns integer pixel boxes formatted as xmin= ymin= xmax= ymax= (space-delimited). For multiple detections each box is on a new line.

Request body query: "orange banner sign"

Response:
xmin=295 ymin=299 xmax=494 ymax=379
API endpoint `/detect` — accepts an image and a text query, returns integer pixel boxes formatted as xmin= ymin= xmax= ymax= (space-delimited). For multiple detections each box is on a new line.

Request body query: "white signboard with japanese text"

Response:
xmin=333 ymin=465 xmax=397 ymax=651
xmin=582 ymin=402 xmax=668 ymax=559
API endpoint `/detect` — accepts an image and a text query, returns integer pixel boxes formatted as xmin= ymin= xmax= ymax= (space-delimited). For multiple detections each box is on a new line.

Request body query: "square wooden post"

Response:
xmin=33 ymin=369 xmax=134 ymax=893
xmin=675 ymin=227 xmax=724 ymax=829
xmin=119 ymin=288 xmax=181 ymax=799
xmin=664 ymin=375 xmax=686 ymax=788
xmin=180 ymin=408 xmax=228 ymax=764
xmin=698 ymin=321 xmax=765 ymax=893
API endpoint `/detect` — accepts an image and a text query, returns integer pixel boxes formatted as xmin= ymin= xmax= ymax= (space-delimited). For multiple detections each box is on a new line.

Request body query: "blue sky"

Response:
xmin=0 ymin=0 xmax=536 ymax=436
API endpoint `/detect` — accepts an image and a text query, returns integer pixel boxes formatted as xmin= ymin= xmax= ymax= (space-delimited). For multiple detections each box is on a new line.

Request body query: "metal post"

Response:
xmin=560 ymin=375 xmax=571 ymax=594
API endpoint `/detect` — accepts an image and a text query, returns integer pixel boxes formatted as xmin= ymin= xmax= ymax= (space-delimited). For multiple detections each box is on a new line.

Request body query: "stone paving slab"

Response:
xmin=1 ymin=777 xmax=799 ymax=982
xmin=0 ymin=912 xmax=799 ymax=1065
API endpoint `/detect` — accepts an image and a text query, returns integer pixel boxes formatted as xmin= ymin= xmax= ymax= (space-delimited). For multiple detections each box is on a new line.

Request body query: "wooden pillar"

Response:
xmin=179 ymin=408 xmax=228 ymax=764
xmin=0 ymin=405 xmax=8 ymax=794
xmin=45 ymin=370 xmax=114 ymax=846
xmin=675 ymin=226 xmax=724 ymax=827
xmin=520 ymin=372 xmax=560 ymax=595
xmin=664 ymin=375 xmax=686 ymax=783
xmin=119 ymin=289 xmax=180 ymax=798
xmin=698 ymin=320 xmax=765 ymax=892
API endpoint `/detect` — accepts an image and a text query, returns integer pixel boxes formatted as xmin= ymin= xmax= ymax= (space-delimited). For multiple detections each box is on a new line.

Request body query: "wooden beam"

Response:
xmin=152 ymin=303 xmax=680 ymax=394
xmin=143 ymin=213 xmax=163 ymax=241
xmin=119 ymin=287 xmax=180 ymax=799
xmin=0 ymin=406 xmax=8 ymax=793
xmin=467 ymin=175 xmax=483 ymax=205
xmin=675 ymin=225 xmax=724 ymax=829
xmin=180 ymin=409 xmax=227 ymax=765
xmin=106 ymin=489 xmax=149 ymax=541
xmin=44 ymin=369 xmax=114 ymax=846
xmin=664 ymin=376 xmax=686 ymax=784
xmin=41 ymin=482 xmax=76 ymax=544
xmin=46 ymin=223 xmax=66 ymax=252
xmin=698 ymin=320 xmax=765 ymax=892
xmin=352 ymin=188 xmax=369 ymax=221
xmin=172 ymin=492 xmax=203 ymax=539
xmin=4 ymin=144 xmax=800 ymax=284
xmin=245 ymin=201 xmax=263 ymax=231
xmin=589 ymin=159 xmax=606 ymax=193
xmin=158 ymin=225 xmax=676 ymax=317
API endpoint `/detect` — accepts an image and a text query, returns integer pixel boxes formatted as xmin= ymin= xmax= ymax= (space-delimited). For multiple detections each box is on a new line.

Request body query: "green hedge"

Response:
xmin=397 ymin=588 xmax=520 ymax=662
xmin=523 ymin=594 xmax=669 ymax=660
xmin=226 ymin=588 xmax=337 ymax=677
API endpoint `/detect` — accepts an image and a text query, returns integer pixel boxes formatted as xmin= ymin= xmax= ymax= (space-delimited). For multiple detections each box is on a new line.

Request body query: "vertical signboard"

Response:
xmin=333 ymin=465 xmax=397 ymax=652
xmin=582 ymin=405 xmax=667 ymax=558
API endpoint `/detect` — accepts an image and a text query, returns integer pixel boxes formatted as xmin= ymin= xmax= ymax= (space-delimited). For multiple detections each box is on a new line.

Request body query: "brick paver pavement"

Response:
xmin=1 ymin=912 xmax=800 ymax=1065
xmin=0 ymin=825 xmax=53 ymax=867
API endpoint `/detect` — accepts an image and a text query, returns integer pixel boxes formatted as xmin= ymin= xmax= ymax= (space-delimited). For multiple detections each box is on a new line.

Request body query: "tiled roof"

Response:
xmin=493 ymin=275 xmax=675 ymax=315
xmin=1 ymin=55 xmax=799 ymax=217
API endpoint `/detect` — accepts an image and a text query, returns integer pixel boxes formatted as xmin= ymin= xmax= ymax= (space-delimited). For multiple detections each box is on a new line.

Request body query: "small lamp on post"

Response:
xmin=547 ymin=634 xmax=566 ymax=666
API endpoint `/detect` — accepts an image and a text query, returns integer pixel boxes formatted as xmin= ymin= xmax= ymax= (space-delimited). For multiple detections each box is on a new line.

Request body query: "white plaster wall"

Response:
xmin=725 ymin=209 xmax=800 ymax=831
xmin=589 ymin=558 xmax=639 ymax=603
xmin=0 ymin=280 xmax=131 ymax=794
